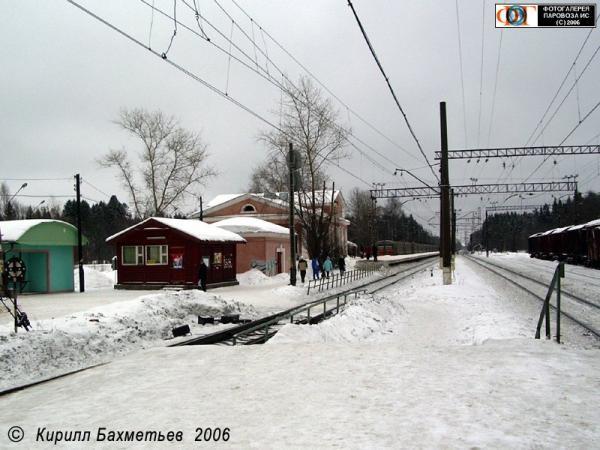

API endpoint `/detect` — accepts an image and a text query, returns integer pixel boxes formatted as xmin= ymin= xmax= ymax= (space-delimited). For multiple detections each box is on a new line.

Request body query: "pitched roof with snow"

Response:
xmin=206 ymin=194 xmax=244 ymax=209
xmin=105 ymin=217 xmax=246 ymax=243
xmin=213 ymin=217 xmax=289 ymax=235
xmin=584 ymin=218 xmax=600 ymax=228
xmin=191 ymin=190 xmax=343 ymax=217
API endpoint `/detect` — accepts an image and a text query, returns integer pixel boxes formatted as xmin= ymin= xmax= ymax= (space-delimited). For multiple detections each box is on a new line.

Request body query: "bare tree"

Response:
xmin=258 ymin=77 xmax=350 ymax=257
xmin=99 ymin=108 xmax=215 ymax=218
xmin=247 ymin=153 xmax=288 ymax=193
xmin=347 ymin=188 xmax=374 ymax=251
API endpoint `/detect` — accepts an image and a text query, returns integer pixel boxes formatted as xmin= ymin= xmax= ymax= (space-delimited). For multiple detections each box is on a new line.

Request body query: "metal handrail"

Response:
xmin=535 ymin=262 xmax=564 ymax=343
xmin=177 ymin=256 xmax=438 ymax=347
xmin=306 ymin=266 xmax=377 ymax=294
xmin=232 ymin=290 xmax=361 ymax=343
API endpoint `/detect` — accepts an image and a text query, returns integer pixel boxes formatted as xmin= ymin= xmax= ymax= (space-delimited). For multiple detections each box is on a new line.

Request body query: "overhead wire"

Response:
xmin=143 ymin=0 xmax=417 ymax=182
xmin=486 ymin=30 xmax=503 ymax=148
xmin=523 ymin=16 xmax=599 ymax=147
xmin=83 ymin=179 xmax=112 ymax=200
xmin=524 ymin=97 xmax=600 ymax=181
xmin=228 ymin=0 xmax=420 ymax=164
xmin=346 ymin=0 xmax=440 ymax=183
xmin=476 ymin=0 xmax=485 ymax=149
xmin=455 ymin=0 xmax=468 ymax=148
xmin=66 ymin=0 xmax=373 ymax=189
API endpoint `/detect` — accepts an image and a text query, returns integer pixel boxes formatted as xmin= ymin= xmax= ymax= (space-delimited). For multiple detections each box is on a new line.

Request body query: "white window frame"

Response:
xmin=145 ymin=245 xmax=168 ymax=266
xmin=122 ymin=245 xmax=144 ymax=266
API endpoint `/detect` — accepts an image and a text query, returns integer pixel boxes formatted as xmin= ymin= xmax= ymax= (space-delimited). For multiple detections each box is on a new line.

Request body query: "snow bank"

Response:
xmin=73 ymin=266 xmax=115 ymax=290
xmin=0 ymin=290 xmax=256 ymax=390
xmin=236 ymin=269 xmax=277 ymax=286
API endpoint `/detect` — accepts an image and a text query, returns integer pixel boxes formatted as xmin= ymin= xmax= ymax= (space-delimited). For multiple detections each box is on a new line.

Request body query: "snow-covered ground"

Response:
xmin=0 ymin=257 xmax=598 ymax=448
xmin=0 ymin=263 xmax=384 ymax=390
xmin=470 ymin=251 xmax=600 ymax=303
xmin=0 ymin=290 xmax=256 ymax=390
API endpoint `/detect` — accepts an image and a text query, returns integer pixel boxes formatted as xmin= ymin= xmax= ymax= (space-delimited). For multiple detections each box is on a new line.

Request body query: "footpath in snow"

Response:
xmin=0 ymin=256 xmax=598 ymax=448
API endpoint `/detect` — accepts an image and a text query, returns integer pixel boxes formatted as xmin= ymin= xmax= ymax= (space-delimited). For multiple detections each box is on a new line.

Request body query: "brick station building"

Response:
xmin=190 ymin=191 xmax=349 ymax=257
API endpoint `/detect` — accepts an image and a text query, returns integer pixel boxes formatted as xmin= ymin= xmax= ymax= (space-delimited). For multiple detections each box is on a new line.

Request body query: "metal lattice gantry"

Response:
xmin=486 ymin=204 xmax=545 ymax=213
xmin=433 ymin=145 xmax=600 ymax=160
xmin=370 ymin=181 xmax=577 ymax=199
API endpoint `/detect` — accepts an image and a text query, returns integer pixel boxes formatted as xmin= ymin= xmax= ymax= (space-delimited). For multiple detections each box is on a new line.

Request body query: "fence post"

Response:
xmin=307 ymin=307 xmax=311 ymax=324
xmin=545 ymin=293 xmax=551 ymax=339
xmin=556 ymin=262 xmax=564 ymax=343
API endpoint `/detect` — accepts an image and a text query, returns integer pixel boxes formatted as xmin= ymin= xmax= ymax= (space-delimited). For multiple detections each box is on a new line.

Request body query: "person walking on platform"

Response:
xmin=338 ymin=255 xmax=346 ymax=277
xmin=198 ymin=259 xmax=208 ymax=292
xmin=311 ymin=257 xmax=320 ymax=280
xmin=323 ymin=256 xmax=333 ymax=278
xmin=298 ymin=257 xmax=308 ymax=283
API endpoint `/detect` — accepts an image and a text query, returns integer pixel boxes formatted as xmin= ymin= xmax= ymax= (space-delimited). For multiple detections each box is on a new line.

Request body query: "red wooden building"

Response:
xmin=106 ymin=217 xmax=245 ymax=289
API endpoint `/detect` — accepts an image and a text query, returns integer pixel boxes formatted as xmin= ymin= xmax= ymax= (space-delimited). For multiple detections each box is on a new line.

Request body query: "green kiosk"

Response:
xmin=0 ymin=220 xmax=82 ymax=293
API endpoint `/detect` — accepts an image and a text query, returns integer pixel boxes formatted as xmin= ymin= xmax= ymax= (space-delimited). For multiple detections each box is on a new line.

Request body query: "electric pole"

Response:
xmin=75 ymin=174 xmax=84 ymax=292
xmin=451 ymin=188 xmax=456 ymax=256
xmin=288 ymin=143 xmax=297 ymax=286
xmin=199 ymin=196 xmax=203 ymax=221
xmin=485 ymin=209 xmax=489 ymax=257
xmin=439 ymin=102 xmax=452 ymax=285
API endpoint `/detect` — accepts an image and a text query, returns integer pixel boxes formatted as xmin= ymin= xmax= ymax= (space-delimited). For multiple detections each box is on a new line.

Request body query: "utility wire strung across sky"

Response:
xmin=497 ymin=14 xmax=600 ymax=185
xmin=228 ymin=0 xmax=420 ymax=165
xmin=141 ymin=0 xmax=410 ymax=180
xmin=66 ymin=0 xmax=374 ymax=188
xmin=455 ymin=0 xmax=468 ymax=148
xmin=346 ymin=0 xmax=440 ymax=184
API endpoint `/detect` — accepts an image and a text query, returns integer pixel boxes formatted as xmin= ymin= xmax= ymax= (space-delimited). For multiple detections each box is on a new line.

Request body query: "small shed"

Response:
xmin=0 ymin=219 xmax=81 ymax=293
xmin=213 ymin=217 xmax=290 ymax=275
xmin=106 ymin=217 xmax=246 ymax=289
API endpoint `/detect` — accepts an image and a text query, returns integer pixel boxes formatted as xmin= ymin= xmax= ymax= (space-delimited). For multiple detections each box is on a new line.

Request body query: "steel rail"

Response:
xmin=470 ymin=256 xmax=599 ymax=311
xmin=466 ymin=256 xmax=600 ymax=339
xmin=0 ymin=257 xmax=437 ymax=396
xmin=176 ymin=257 xmax=438 ymax=346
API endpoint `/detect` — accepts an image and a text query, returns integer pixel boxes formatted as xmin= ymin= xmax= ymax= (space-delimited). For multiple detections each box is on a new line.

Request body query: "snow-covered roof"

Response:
xmin=550 ymin=226 xmax=570 ymax=234
xmin=192 ymin=190 xmax=343 ymax=216
xmin=1 ymin=219 xmax=56 ymax=241
xmin=0 ymin=219 xmax=81 ymax=245
xmin=584 ymin=218 xmax=600 ymax=228
xmin=106 ymin=217 xmax=246 ymax=243
xmin=206 ymin=194 xmax=244 ymax=209
xmin=213 ymin=217 xmax=289 ymax=235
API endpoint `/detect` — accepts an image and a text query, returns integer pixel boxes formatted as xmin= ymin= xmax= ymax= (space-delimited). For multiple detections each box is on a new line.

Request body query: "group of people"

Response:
xmin=297 ymin=255 xmax=346 ymax=283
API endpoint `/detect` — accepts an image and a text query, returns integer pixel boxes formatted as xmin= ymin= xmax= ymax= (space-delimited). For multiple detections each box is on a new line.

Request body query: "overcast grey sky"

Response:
xmin=1 ymin=0 xmax=599 ymax=234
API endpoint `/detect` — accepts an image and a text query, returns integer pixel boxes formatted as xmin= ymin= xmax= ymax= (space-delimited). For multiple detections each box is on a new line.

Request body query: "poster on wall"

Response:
xmin=171 ymin=251 xmax=184 ymax=269
xmin=213 ymin=252 xmax=223 ymax=265
xmin=224 ymin=255 xmax=233 ymax=269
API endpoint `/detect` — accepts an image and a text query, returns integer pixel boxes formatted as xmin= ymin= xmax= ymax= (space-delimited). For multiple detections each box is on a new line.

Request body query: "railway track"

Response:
xmin=466 ymin=255 xmax=600 ymax=340
xmin=0 ymin=256 xmax=437 ymax=397
xmin=174 ymin=257 xmax=437 ymax=347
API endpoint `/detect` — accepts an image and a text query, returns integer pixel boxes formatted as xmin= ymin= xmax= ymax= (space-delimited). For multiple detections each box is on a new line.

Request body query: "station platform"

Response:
xmin=354 ymin=251 xmax=439 ymax=270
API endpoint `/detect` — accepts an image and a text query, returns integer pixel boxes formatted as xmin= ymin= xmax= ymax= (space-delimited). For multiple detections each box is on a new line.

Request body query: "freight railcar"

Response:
xmin=528 ymin=218 xmax=600 ymax=267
